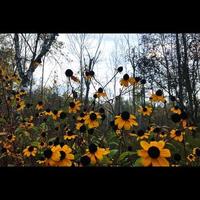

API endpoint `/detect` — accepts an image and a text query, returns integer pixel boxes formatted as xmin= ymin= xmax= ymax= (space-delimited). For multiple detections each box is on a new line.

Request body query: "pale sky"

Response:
xmin=34 ymin=34 xmax=139 ymax=100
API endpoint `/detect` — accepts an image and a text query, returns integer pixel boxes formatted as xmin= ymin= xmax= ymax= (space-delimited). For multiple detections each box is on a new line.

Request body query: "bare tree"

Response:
xmin=13 ymin=33 xmax=58 ymax=87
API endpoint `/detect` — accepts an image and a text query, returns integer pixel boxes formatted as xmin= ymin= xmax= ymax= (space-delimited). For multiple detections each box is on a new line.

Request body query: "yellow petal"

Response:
xmin=62 ymin=145 xmax=72 ymax=153
xmin=142 ymin=157 xmax=152 ymax=166
xmin=140 ymin=141 xmax=150 ymax=150
xmin=90 ymin=154 xmax=97 ymax=164
xmin=124 ymin=122 xmax=131 ymax=130
xmin=95 ymin=150 xmax=104 ymax=160
xmin=117 ymin=120 xmax=125 ymax=129
xmin=157 ymin=157 xmax=170 ymax=166
xmin=137 ymin=150 xmax=148 ymax=158
xmin=160 ymin=149 xmax=171 ymax=158
xmin=151 ymin=159 xmax=160 ymax=167
xmin=156 ymin=141 xmax=165 ymax=149
xmin=67 ymin=154 xmax=74 ymax=160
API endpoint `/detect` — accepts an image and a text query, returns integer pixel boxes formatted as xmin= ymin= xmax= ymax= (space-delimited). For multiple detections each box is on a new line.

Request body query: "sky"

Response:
xmin=34 ymin=34 xmax=139 ymax=100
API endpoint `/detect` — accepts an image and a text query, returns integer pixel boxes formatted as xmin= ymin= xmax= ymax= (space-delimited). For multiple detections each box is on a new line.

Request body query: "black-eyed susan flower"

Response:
xmin=85 ymin=143 xmax=110 ymax=164
xmin=76 ymin=120 xmax=85 ymax=130
xmin=120 ymin=74 xmax=136 ymax=87
xmin=187 ymin=154 xmax=195 ymax=162
xmin=64 ymin=130 xmax=78 ymax=140
xmin=159 ymin=131 xmax=168 ymax=139
xmin=115 ymin=111 xmax=138 ymax=130
xmin=19 ymin=89 xmax=27 ymax=96
xmin=38 ymin=141 xmax=47 ymax=149
xmin=68 ymin=100 xmax=81 ymax=113
xmin=180 ymin=111 xmax=188 ymax=128
xmin=44 ymin=108 xmax=53 ymax=116
xmin=150 ymin=90 xmax=166 ymax=103
xmin=193 ymin=147 xmax=200 ymax=157
xmin=3 ymin=142 xmax=12 ymax=150
xmin=170 ymin=129 xmax=184 ymax=142
xmin=7 ymin=134 xmax=16 ymax=142
xmin=137 ymin=140 xmax=171 ymax=167
xmin=52 ymin=110 xmax=62 ymax=120
xmin=138 ymin=106 xmax=152 ymax=116
xmin=42 ymin=148 xmax=57 ymax=166
xmin=85 ymin=70 xmax=95 ymax=80
xmin=77 ymin=112 xmax=86 ymax=121
xmin=16 ymin=101 xmax=25 ymax=111
xmin=95 ymin=87 xmax=107 ymax=98
xmin=23 ymin=146 xmax=37 ymax=157
xmin=36 ymin=101 xmax=44 ymax=110
xmin=51 ymin=144 xmax=74 ymax=167
xmin=170 ymin=106 xmax=182 ymax=115
xmin=84 ymin=111 xmax=102 ymax=129
xmin=129 ymin=129 xmax=150 ymax=141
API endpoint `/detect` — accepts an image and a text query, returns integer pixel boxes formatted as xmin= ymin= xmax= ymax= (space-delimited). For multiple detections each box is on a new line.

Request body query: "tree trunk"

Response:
xmin=175 ymin=33 xmax=184 ymax=108
xmin=182 ymin=33 xmax=194 ymax=121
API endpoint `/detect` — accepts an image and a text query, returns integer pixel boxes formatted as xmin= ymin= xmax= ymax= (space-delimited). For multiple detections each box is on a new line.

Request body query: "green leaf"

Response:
xmin=134 ymin=158 xmax=143 ymax=166
xmin=118 ymin=151 xmax=136 ymax=162
xmin=166 ymin=142 xmax=178 ymax=152
xmin=48 ymin=137 xmax=57 ymax=142
xmin=109 ymin=149 xmax=119 ymax=157
xmin=31 ymin=141 xmax=40 ymax=147
xmin=109 ymin=142 xmax=119 ymax=148
xmin=40 ymin=122 xmax=48 ymax=131
xmin=0 ymin=117 xmax=6 ymax=124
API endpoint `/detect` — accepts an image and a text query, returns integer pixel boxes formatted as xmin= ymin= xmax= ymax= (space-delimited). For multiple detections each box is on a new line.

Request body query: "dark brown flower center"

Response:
xmin=89 ymin=71 xmax=95 ymax=76
xmin=46 ymin=108 xmax=51 ymax=112
xmin=175 ymin=130 xmax=181 ymax=136
xmin=148 ymin=146 xmax=160 ymax=158
xmin=69 ymin=102 xmax=75 ymax=108
xmin=90 ymin=113 xmax=97 ymax=120
xmin=195 ymin=148 xmax=200 ymax=157
xmin=40 ymin=142 xmax=44 ymax=146
xmin=155 ymin=90 xmax=163 ymax=96
xmin=123 ymin=74 xmax=129 ymax=80
xmin=44 ymin=149 xmax=53 ymax=159
xmin=60 ymin=151 xmax=66 ymax=160
xmin=80 ymin=155 xmax=91 ymax=166
xmin=65 ymin=69 xmax=73 ymax=77
xmin=121 ymin=111 xmax=130 ymax=120
xmin=98 ymin=88 xmax=103 ymax=93
xmin=85 ymin=71 xmax=90 ymax=76
xmin=137 ymin=130 xmax=145 ymax=136
xmin=143 ymin=107 xmax=147 ymax=112
xmin=67 ymin=132 xmax=73 ymax=136
xmin=38 ymin=101 xmax=43 ymax=106
xmin=28 ymin=146 xmax=34 ymax=152
xmin=7 ymin=135 xmax=13 ymax=140
xmin=80 ymin=125 xmax=86 ymax=132
xmin=89 ymin=143 xmax=97 ymax=153
xmin=80 ymin=112 xmax=85 ymax=117
xmin=171 ymin=113 xmax=181 ymax=123
xmin=53 ymin=110 xmax=58 ymax=115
